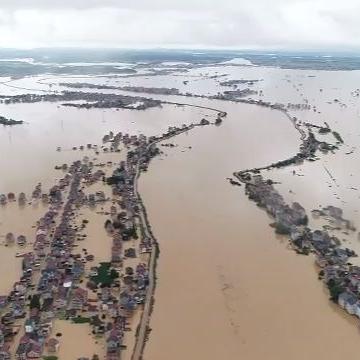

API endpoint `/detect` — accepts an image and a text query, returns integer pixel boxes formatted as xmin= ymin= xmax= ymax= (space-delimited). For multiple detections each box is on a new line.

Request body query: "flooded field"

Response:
xmin=51 ymin=320 xmax=104 ymax=359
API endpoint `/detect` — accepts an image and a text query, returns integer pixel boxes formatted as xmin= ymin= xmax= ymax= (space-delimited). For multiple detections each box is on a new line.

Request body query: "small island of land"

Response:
xmin=0 ymin=115 xmax=23 ymax=126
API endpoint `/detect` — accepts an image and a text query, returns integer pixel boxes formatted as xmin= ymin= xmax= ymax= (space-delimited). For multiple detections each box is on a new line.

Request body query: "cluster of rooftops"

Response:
xmin=0 ymin=115 xmax=213 ymax=360
xmin=240 ymin=173 xmax=360 ymax=321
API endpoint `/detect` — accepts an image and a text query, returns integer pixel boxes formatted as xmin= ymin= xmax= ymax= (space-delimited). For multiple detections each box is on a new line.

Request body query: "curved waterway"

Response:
xmin=140 ymin=100 xmax=360 ymax=359
xmin=1 ymin=70 xmax=360 ymax=358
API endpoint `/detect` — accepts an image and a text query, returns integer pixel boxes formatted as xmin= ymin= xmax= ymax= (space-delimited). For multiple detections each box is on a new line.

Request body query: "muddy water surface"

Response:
xmin=141 ymin=101 xmax=360 ymax=359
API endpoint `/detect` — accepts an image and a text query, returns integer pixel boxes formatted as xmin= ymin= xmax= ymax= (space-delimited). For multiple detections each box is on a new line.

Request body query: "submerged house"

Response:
xmin=47 ymin=338 xmax=60 ymax=353
xmin=25 ymin=319 xmax=36 ymax=334
xmin=26 ymin=340 xmax=43 ymax=359
xmin=338 ymin=292 xmax=357 ymax=315
xmin=291 ymin=202 xmax=308 ymax=225
xmin=106 ymin=329 xmax=122 ymax=357
xmin=0 ymin=297 xmax=8 ymax=311
xmin=69 ymin=288 xmax=88 ymax=310
xmin=0 ymin=344 xmax=11 ymax=360
xmin=310 ymin=230 xmax=332 ymax=254
xmin=120 ymin=292 xmax=136 ymax=312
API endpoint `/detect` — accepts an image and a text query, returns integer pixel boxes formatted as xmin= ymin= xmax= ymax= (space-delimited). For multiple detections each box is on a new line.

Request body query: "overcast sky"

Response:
xmin=0 ymin=0 xmax=359 ymax=49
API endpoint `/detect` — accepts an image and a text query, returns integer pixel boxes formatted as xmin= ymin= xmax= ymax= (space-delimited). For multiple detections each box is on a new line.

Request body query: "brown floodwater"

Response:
xmin=1 ymin=65 xmax=360 ymax=359
xmin=0 ymin=202 xmax=46 ymax=294
xmin=0 ymin=98 xmax=213 ymax=358
xmin=0 ymin=102 xmax=209 ymax=194
xmin=140 ymin=99 xmax=360 ymax=359
xmin=50 ymin=320 xmax=104 ymax=359
xmin=0 ymin=102 xmax=209 ymax=284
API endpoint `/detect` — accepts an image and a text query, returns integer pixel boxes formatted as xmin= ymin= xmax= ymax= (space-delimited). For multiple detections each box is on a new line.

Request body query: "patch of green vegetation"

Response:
xmin=296 ymin=247 xmax=310 ymax=256
xmin=122 ymin=226 xmax=138 ymax=240
xmin=332 ymin=131 xmax=344 ymax=144
xmin=57 ymin=310 xmax=66 ymax=320
xmin=274 ymin=223 xmax=291 ymax=235
xmin=318 ymin=127 xmax=331 ymax=134
xmin=30 ymin=294 xmax=41 ymax=310
xmin=327 ymin=279 xmax=345 ymax=302
xmin=106 ymin=176 xmax=118 ymax=185
xmin=43 ymin=356 xmax=58 ymax=360
xmin=90 ymin=262 xmax=119 ymax=287
xmin=72 ymin=316 xmax=91 ymax=324
xmin=0 ymin=115 xmax=23 ymax=126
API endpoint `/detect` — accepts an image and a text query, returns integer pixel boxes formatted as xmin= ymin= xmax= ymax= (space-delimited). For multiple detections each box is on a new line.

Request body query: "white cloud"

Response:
xmin=0 ymin=0 xmax=359 ymax=49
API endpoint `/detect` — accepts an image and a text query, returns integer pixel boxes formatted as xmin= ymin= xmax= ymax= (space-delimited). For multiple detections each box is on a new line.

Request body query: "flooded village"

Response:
xmin=0 ymin=100 xmax=224 ymax=360
xmin=0 ymin=137 xmax=150 ymax=359
xmin=237 ymin=172 xmax=360 ymax=312
xmin=2 ymin=51 xmax=360 ymax=360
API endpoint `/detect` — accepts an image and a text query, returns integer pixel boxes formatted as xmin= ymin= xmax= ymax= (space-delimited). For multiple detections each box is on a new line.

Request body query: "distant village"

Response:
xmin=0 ymin=92 xmax=161 ymax=111
xmin=0 ymin=132 xmax=158 ymax=359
